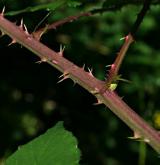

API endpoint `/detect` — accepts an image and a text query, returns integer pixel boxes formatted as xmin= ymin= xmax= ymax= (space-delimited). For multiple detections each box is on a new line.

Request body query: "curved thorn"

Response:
xmin=8 ymin=39 xmax=16 ymax=46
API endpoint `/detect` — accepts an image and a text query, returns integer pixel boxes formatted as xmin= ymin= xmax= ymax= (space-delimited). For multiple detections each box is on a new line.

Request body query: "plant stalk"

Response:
xmin=0 ymin=14 xmax=160 ymax=153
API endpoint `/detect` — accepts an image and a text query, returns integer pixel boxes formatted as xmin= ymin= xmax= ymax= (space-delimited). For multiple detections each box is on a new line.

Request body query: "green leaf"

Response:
xmin=5 ymin=122 xmax=80 ymax=165
xmin=5 ymin=0 xmax=67 ymax=16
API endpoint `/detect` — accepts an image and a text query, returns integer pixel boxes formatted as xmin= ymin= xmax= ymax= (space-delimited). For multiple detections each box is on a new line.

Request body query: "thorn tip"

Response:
xmin=8 ymin=39 xmax=16 ymax=46
xmin=57 ymin=71 xmax=69 ymax=83
xmin=24 ymin=24 xmax=29 ymax=35
xmin=93 ymin=99 xmax=103 ymax=105
xmin=58 ymin=45 xmax=65 ymax=56
xmin=19 ymin=18 xmax=24 ymax=30
xmin=88 ymin=67 xmax=93 ymax=77
xmin=1 ymin=6 xmax=5 ymax=16
xmin=82 ymin=64 xmax=85 ymax=70
xmin=90 ymin=88 xmax=100 ymax=95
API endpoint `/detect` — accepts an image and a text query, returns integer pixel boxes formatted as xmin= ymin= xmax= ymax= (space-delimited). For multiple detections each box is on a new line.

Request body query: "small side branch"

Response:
xmin=106 ymin=0 xmax=151 ymax=89
xmin=106 ymin=34 xmax=134 ymax=88
xmin=32 ymin=12 xmax=92 ymax=40
xmin=32 ymin=5 xmax=129 ymax=40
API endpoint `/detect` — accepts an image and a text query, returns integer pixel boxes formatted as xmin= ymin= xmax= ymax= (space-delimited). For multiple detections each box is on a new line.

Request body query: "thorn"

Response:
xmin=57 ymin=71 xmax=69 ymax=83
xmin=120 ymin=35 xmax=129 ymax=42
xmin=0 ymin=31 xmax=5 ymax=37
xmin=36 ymin=57 xmax=48 ymax=64
xmin=133 ymin=131 xmax=141 ymax=139
xmin=19 ymin=18 xmax=24 ymax=30
xmin=82 ymin=64 xmax=85 ymax=70
xmin=59 ymin=71 xmax=69 ymax=78
xmin=58 ymin=45 xmax=65 ymax=56
xmin=18 ymin=19 xmax=30 ymax=35
xmin=57 ymin=75 xmax=69 ymax=83
xmin=32 ymin=26 xmax=48 ymax=41
xmin=72 ymin=79 xmax=77 ymax=86
xmin=106 ymin=64 xmax=115 ymax=74
xmin=93 ymin=99 xmax=103 ymax=105
xmin=8 ymin=39 xmax=16 ymax=46
xmin=144 ymin=138 xmax=150 ymax=143
xmin=128 ymin=131 xmax=143 ymax=140
xmin=23 ymin=24 xmax=29 ymax=35
xmin=128 ymin=130 xmax=150 ymax=143
xmin=120 ymin=36 xmax=125 ymax=41
xmin=105 ymin=64 xmax=111 ymax=68
xmin=90 ymin=88 xmax=100 ymax=95
xmin=88 ymin=67 xmax=93 ymax=77
xmin=1 ymin=6 xmax=5 ymax=16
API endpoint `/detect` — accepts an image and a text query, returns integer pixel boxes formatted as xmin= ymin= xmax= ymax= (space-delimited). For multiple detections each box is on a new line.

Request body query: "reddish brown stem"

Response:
xmin=0 ymin=14 xmax=160 ymax=153
xmin=114 ymin=34 xmax=134 ymax=74
xmin=32 ymin=12 xmax=92 ymax=40
xmin=106 ymin=0 xmax=151 ymax=86
xmin=106 ymin=34 xmax=134 ymax=86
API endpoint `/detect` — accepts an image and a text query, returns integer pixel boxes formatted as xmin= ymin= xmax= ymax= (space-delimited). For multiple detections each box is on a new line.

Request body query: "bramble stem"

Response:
xmin=106 ymin=0 xmax=151 ymax=87
xmin=106 ymin=34 xmax=134 ymax=87
xmin=0 ymin=14 xmax=160 ymax=153
xmin=114 ymin=34 xmax=134 ymax=75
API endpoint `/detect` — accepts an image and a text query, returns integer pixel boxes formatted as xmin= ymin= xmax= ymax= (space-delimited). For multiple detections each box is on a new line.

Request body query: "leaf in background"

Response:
xmin=103 ymin=0 xmax=124 ymax=8
xmin=5 ymin=122 xmax=80 ymax=165
xmin=103 ymin=0 xmax=117 ymax=7
xmin=67 ymin=0 xmax=82 ymax=8
xmin=5 ymin=0 xmax=67 ymax=16
xmin=102 ymin=0 xmax=147 ymax=8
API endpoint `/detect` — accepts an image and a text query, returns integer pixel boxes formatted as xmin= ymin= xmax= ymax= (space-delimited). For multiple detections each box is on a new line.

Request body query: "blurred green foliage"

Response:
xmin=0 ymin=0 xmax=160 ymax=165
